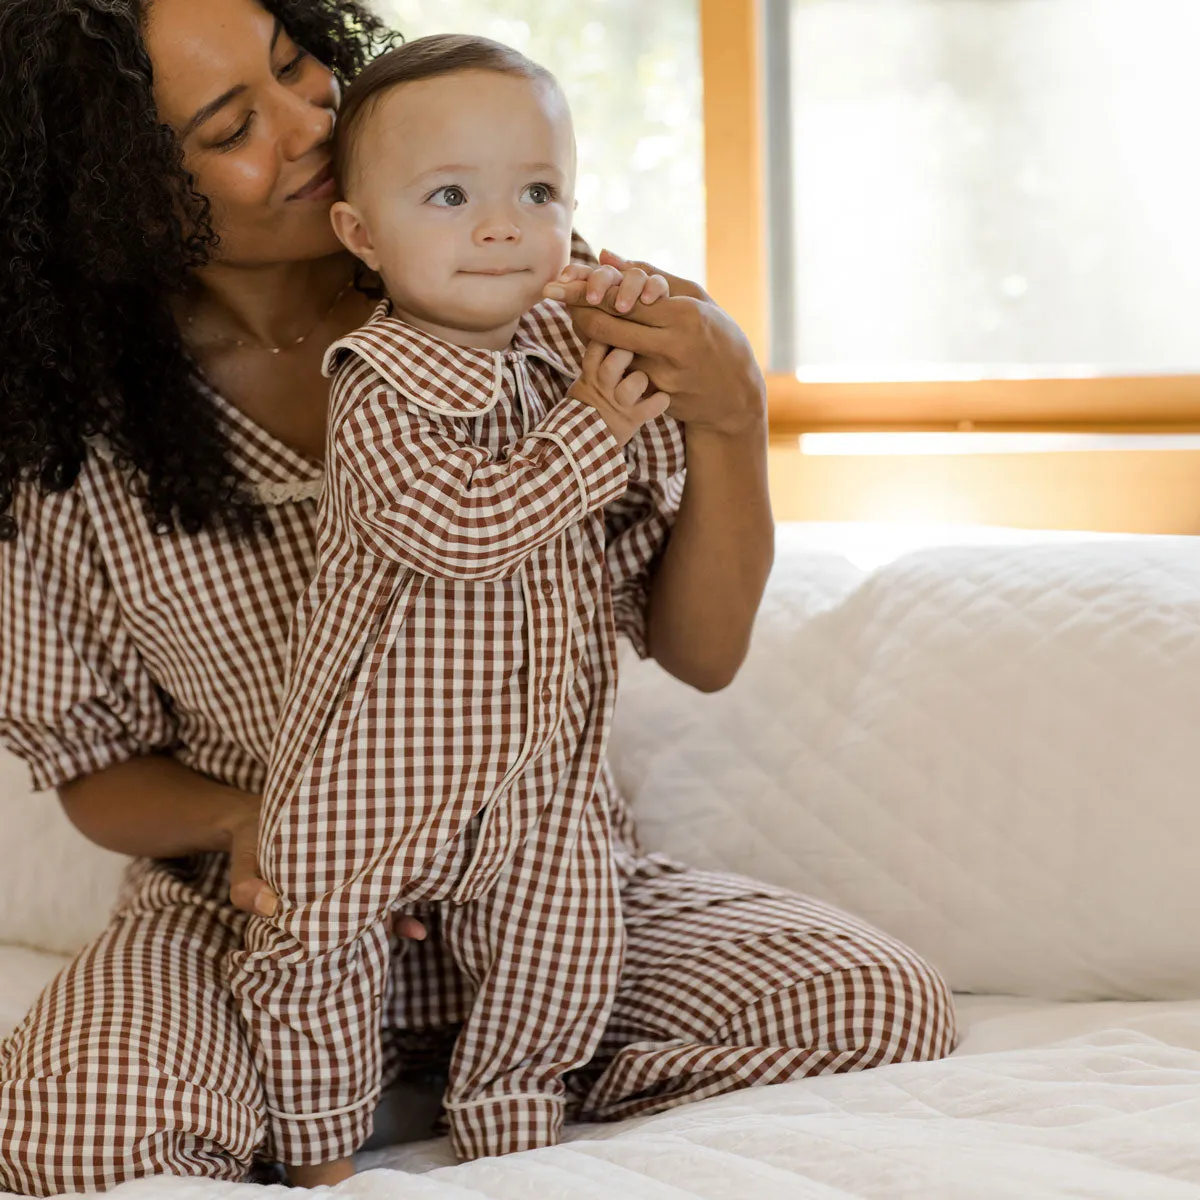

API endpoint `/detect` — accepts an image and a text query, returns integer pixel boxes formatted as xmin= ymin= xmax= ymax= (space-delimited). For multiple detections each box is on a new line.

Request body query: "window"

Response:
xmin=368 ymin=0 xmax=706 ymax=284
xmin=702 ymin=0 xmax=1200 ymax=436
xmin=775 ymin=0 xmax=1200 ymax=379
xmin=357 ymin=1 xmax=1200 ymax=529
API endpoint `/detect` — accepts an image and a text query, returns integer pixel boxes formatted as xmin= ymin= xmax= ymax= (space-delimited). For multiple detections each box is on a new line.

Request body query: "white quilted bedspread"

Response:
xmin=39 ymin=1001 xmax=1200 ymax=1198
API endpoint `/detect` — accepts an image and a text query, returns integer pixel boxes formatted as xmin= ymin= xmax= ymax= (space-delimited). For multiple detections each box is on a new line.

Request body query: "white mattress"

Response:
xmin=4 ymin=947 xmax=1200 ymax=1198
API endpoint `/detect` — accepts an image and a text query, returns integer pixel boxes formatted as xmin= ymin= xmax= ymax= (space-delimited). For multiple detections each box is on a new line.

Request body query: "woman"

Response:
xmin=0 ymin=0 xmax=957 ymax=1194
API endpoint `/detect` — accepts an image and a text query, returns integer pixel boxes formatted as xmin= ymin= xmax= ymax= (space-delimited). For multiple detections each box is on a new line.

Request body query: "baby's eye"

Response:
xmin=522 ymin=183 xmax=557 ymax=206
xmin=428 ymin=186 xmax=468 ymax=208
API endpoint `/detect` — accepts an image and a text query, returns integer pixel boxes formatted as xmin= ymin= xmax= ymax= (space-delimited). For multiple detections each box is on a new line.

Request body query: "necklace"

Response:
xmin=186 ymin=280 xmax=356 ymax=354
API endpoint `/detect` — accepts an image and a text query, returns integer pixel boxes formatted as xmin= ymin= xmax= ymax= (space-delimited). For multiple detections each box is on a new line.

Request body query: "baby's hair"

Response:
xmin=334 ymin=34 xmax=559 ymax=192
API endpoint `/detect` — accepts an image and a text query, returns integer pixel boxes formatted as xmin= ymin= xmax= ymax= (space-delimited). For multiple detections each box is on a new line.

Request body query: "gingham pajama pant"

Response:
xmin=230 ymin=789 xmax=626 ymax=1163
xmin=0 ymin=844 xmax=956 ymax=1196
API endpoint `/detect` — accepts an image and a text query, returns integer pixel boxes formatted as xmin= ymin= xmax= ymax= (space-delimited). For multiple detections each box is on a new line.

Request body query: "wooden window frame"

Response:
xmin=699 ymin=0 xmax=1200 ymax=437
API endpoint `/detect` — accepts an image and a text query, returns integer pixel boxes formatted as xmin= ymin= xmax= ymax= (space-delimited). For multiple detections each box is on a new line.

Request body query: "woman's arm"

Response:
xmin=58 ymin=756 xmax=428 ymax=939
xmin=59 ymin=755 xmax=277 ymax=916
xmin=549 ymin=254 xmax=774 ymax=692
xmin=646 ymin=417 xmax=772 ymax=692
xmin=59 ymin=753 xmax=251 ymax=858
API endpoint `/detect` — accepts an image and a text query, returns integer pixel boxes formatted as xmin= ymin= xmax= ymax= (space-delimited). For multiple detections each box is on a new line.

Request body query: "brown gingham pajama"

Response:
xmin=231 ymin=299 xmax=655 ymax=1163
xmin=0 ymin=255 xmax=957 ymax=1200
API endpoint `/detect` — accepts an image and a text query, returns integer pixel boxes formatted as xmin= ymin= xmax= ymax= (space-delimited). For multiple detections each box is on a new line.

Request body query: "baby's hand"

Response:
xmin=569 ymin=342 xmax=670 ymax=447
xmin=545 ymin=261 xmax=670 ymax=314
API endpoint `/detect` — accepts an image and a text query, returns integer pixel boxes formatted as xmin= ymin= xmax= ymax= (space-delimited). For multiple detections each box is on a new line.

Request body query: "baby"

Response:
xmin=227 ymin=34 xmax=687 ymax=1180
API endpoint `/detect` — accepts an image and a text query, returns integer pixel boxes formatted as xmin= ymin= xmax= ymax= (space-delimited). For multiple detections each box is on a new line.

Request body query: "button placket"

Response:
xmin=506 ymin=350 xmax=529 ymax=431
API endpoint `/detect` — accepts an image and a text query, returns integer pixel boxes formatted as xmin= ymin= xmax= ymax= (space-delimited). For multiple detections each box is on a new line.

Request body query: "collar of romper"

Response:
xmin=321 ymin=298 xmax=578 ymax=419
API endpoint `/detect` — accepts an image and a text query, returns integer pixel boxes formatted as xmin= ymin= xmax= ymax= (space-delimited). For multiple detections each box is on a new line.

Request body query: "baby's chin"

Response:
xmin=438 ymin=289 xmax=555 ymax=329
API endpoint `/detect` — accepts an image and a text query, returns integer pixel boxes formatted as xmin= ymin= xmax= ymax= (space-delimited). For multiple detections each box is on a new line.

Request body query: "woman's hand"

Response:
xmin=219 ymin=795 xmax=427 ymax=939
xmin=220 ymin=792 xmax=280 ymax=918
xmin=544 ymin=249 xmax=766 ymax=436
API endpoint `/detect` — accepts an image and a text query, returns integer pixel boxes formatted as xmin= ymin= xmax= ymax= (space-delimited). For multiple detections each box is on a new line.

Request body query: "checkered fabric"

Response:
xmin=230 ymin=297 xmax=662 ymax=1163
xmin=0 ymin=244 xmax=956 ymax=1196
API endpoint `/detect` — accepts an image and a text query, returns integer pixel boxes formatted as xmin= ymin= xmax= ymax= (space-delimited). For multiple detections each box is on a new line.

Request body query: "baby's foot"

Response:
xmin=286 ymin=1158 xmax=356 ymax=1188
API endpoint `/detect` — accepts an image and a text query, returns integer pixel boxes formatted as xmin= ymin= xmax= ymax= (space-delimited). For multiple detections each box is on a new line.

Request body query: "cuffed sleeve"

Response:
xmin=445 ymin=1093 xmax=565 ymax=1161
xmin=0 ymin=483 xmax=177 ymax=792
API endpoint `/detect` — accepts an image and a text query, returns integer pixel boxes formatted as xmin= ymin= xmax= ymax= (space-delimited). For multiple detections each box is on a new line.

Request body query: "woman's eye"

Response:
xmin=522 ymin=183 xmax=557 ymax=206
xmin=277 ymin=51 xmax=308 ymax=79
xmin=428 ymin=186 xmax=468 ymax=208
xmin=214 ymin=116 xmax=253 ymax=151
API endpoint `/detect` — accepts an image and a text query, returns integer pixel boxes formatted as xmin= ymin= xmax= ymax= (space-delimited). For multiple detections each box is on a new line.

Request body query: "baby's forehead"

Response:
xmin=368 ymin=69 xmax=570 ymax=133
xmin=356 ymin=71 xmax=573 ymax=171
xmin=339 ymin=67 xmax=575 ymax=195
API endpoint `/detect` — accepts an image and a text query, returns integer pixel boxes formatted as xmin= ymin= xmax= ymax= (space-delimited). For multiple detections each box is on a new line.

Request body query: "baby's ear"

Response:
xmin=330 ymin=201 xmax=380 ymax=271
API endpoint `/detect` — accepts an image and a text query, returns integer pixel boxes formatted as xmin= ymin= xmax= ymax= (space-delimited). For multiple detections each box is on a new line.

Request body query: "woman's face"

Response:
xmin=145 ymin=0 xmax=343 ymax=267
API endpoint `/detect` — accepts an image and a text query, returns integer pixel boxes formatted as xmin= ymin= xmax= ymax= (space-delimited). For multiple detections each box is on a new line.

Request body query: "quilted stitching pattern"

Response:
xmin=0 ymin=744 xmax=128 ymax=956
xmin=612 ymin=540 xmax=1200 ymax=1000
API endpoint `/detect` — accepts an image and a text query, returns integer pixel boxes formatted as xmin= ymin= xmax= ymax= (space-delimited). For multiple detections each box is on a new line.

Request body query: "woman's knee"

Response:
xmin=720 ymin=942 xmax=958 ymax=1070
xmin=0 ymin=1066 xmax=259 ymax=1196
xmin=0 ymin=896 xmax=264 ymax=1194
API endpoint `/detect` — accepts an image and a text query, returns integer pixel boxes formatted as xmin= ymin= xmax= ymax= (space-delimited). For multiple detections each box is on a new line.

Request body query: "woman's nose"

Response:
xmin=278 ymin=92 xmax=335 ymax=163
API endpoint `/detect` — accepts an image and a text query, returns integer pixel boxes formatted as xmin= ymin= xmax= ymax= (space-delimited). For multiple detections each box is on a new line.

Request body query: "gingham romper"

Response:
xmin=229 ymin=297 xmax=674 ymax=1163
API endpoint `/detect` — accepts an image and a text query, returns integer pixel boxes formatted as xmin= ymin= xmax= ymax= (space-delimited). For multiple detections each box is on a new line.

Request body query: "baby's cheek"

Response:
xmin=542 ymin=229 xmax=576 ymax=282
xmin=390 ymin=228 xmax=450 ymax=282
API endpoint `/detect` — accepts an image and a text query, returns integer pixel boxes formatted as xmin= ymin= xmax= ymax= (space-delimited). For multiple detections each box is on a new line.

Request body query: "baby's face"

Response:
xmin=339 ymin=70 xmax=576 ymax=345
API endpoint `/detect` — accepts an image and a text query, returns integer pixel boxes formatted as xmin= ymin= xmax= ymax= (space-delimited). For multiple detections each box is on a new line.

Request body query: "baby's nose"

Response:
xmin=474 ymin=214 xmax=522 ymax=244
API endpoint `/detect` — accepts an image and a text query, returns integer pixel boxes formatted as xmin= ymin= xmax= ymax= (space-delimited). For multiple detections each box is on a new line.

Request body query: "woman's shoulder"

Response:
xmin=2 ymin=447 xmax=140 ymax=583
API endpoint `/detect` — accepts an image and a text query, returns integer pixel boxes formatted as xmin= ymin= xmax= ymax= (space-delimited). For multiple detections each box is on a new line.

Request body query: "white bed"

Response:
xmin=5 ymin=958 xmax=1200 ymax=1199
xmin=4 ymin=522 xmax=1199 ymax=1198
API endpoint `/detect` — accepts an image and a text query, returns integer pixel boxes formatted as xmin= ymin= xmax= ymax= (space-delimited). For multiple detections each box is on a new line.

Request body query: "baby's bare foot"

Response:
xmin=286 ymin=1158 xmax=356 ymax=1188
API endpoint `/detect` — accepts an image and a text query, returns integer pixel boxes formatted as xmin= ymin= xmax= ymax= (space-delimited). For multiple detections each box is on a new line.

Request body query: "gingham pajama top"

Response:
xmin=230 ymin=296 xmax=686 ymax=1163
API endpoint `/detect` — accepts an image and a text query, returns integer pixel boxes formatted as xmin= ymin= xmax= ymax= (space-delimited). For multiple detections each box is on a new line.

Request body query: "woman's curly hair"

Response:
xmin=0 ymin=0 xmax=398 ymax=542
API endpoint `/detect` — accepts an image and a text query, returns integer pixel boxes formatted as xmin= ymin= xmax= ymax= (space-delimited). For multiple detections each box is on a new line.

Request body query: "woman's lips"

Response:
xmin=289 ymin=162 xmax=336 ymax=201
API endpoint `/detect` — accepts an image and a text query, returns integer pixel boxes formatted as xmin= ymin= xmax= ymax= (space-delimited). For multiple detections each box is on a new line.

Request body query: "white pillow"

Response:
xmin=0 ymin=747 xmax=128 ymax=955
xmin=612 ymin=539 xmax=1200 ymax=1001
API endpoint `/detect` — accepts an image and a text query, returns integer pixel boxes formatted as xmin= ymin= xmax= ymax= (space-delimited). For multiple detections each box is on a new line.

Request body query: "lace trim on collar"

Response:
xmin=86 ymin=436 xmax=323 ymax=507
